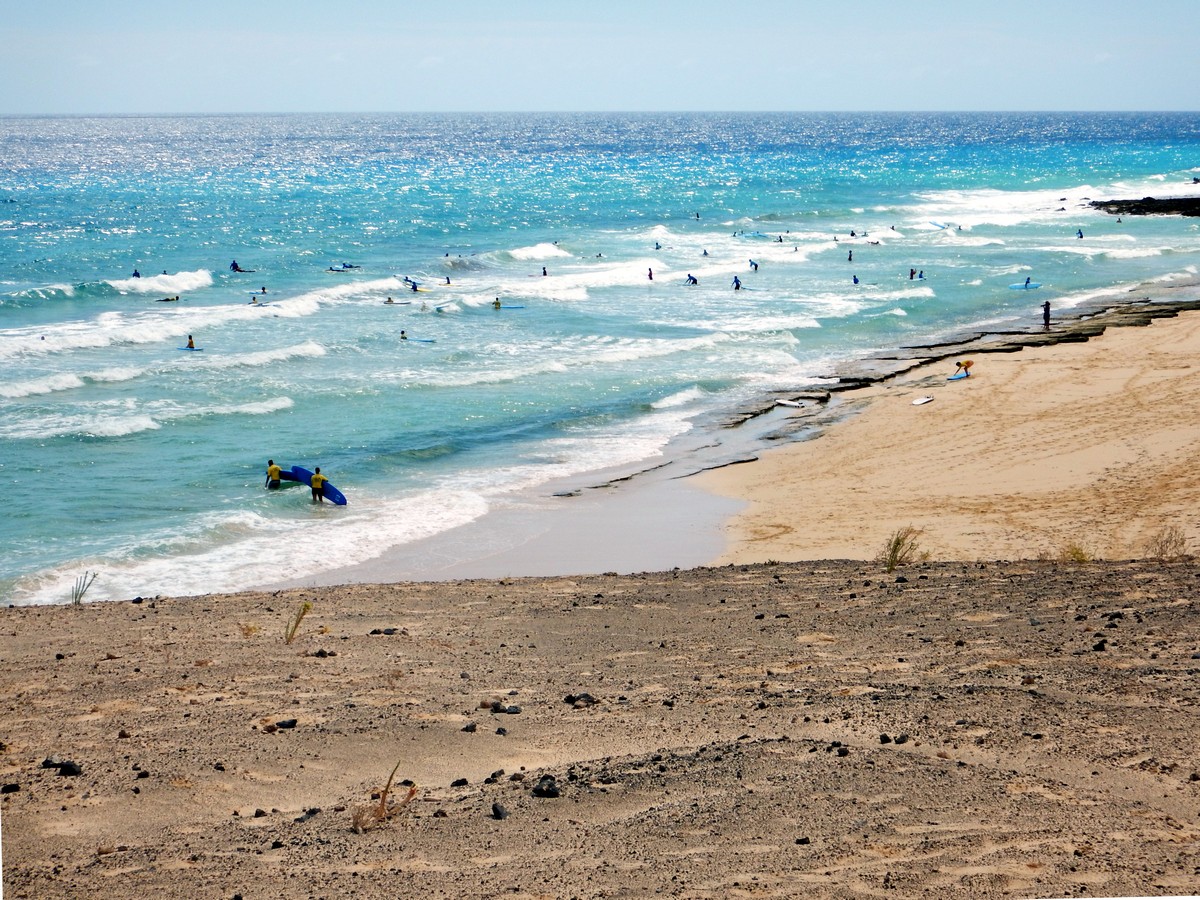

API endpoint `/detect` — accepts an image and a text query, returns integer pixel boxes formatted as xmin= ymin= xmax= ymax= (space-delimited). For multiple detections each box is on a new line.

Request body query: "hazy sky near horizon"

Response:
xmin=3 ymin=0 xmax=1196 ymax=115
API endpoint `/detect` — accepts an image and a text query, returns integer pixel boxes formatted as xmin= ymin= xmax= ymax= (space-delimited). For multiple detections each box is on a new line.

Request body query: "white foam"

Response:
xmin=108 ymin=269 xmax=214 ymax=295
xmin=0 ymin=372 xmax=85 ymax=399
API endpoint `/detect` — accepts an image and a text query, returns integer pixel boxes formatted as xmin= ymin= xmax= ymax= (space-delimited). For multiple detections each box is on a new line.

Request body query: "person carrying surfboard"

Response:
xmin=310 ymin=467 xmax=329 ymax=503
xmin=265 ymin=460 xmax=282 ymax=490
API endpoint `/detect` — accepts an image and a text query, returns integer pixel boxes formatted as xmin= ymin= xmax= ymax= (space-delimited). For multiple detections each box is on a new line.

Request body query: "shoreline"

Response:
xmin=284 ymin=280 xmax=1200 ymax=590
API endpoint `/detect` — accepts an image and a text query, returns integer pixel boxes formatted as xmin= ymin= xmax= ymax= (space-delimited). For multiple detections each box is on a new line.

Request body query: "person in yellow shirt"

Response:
xmin=310 ymin=467 xmax=328 ymax=503
xmin=265 ymin=459 xmax=282 ymax=490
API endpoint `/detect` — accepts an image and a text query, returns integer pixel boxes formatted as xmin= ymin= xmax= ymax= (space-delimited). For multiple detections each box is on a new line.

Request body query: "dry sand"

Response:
xmin=3 ymin=304 xmax=1200 ymax=899
xmin=702 ymin=307 xmax=1200 ymax=565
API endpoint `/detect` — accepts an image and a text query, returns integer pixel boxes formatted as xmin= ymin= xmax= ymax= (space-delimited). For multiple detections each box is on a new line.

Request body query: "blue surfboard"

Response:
xmin=290 ymin=465 xmax=348 ymax=506
xmin=1009 ymin=282 xmax=1041 ymax=290
xmin=947 ymin=372 xmax=970 ymax=381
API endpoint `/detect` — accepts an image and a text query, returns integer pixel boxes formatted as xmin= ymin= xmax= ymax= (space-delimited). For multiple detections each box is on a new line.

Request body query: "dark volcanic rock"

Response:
xmin=1090 ymin=196 xmax=1200 ymax=217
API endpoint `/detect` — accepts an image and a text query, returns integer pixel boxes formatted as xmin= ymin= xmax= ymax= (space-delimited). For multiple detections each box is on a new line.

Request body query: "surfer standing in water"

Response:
xmin=265 ymin=460 xmax=282 ymax=490
xmin=310 ymin=467 xmax=328 ymax=503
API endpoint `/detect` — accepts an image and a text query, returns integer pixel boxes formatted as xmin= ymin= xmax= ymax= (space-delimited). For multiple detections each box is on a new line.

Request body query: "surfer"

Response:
xmin=702 ymin=249 xmax=709 ymax=257
xmin=852 ymin=275 xmax=859 ymax=285
xmin=847 ymin=250 xmax=853 ymax=262
xmin=400 ymin=330 xmax=408 ymax=340
xmin=385 ymin=297 xmax=395 ymax=304
xmin=749 ymin=259 xmax=759 ymax=271
xmin=909 ymin=268 xmax=916 ymax=280
xmin=265 ymin=460 xmax=282 ymax=490
xmin=310 ymin=467 xmax=328 ymax=503
xmin=685 ymin=274 xmax=698 ymax=285
xmin=648 ymin=268 xmax=653 ymax=280
xmin=953 ymin=360 xmax=973 ymax=378
xmin=1077 ymin=229 xmax=1084 ymax=239
xmin=132 ymin=269 xmax=141 ymax=278
xmin=410 ymin=280 xmax=419 ymax=292
xmin=186 ymin=335 xmax=195 ymax=349
xmin=1042 ymin=300 xmax=1051 ymax=329
xmin=1025 ymin=276 xmax=1032 ymax=288
xmin=732 ymin=275 xmax=742 ymax=291
xmin=542 ymin=267 xmax=548 ymax=276
xmin=493 ymin=298 xmax=502 ymax=309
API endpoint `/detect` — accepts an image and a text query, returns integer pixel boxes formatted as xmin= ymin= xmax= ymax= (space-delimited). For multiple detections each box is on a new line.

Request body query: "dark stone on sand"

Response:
xmin=58 ymin=761 xmax=82 ymax=777
xmin=254 ymin=808 xmax=267 ymax=817
xmin=461 ymin=722 xmax=478 ymax=733
xmin=880 ymin=733 xmax=893 ymax=744
xmin=895 ymin=576 xmax=908 ymax=583
xmin=433 ymin=808 xmax=448 ymax=817
xmin=55 ymin=653 xmax=64 ymax=660
xmin=505 ymin=705 xmax=522 ymax=714
xmin=136 ymin=770 xmax=149 ymax=779
xmin=491 ymin=802 xmax=509 ymax=820
xmin=451 ymin=778 xmax=469 ymax=787
xmin=836 ymin=747 xmax=850 ymax=757
xmin=1 ymin=783 xmax=19 ymax=794
xmin=795 ymin=836 xmax=811 ymax=845
xmin=895 ymin=734 xmax=910 ymax=745
xmin=565 ymin=692 xmax=598 ymax=708
xmin=1090 ymin=196 xmax=1200 ymax=217
xmin=276 ymin=719 xmax=298 ymax=729
xmin=496 ymin=727 xmax=507 ymax=736
xmin=532 ymin=775 xmax=561 ymax=798
xmin=41 ymin=756 xmax=62 ymax=769
xmin=293 ymin=807 xmax=319 ymax=823
xmin=1092 ymin=639 xmax=1108 ymax=652
xmin=271 ymin=839 xmax=285 ymax=849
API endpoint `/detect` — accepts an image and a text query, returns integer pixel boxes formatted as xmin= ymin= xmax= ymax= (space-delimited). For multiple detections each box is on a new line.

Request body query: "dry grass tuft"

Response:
xmin=878 ymin=526 xmax=926 ymax=573
xmin=284 ymin=601 xmax=313 ymax=645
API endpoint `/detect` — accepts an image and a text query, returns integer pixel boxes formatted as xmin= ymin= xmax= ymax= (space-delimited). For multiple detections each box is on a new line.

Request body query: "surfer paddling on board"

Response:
xmin=310 ymin=467 xmax=328 ymax=503
xmin=265 ymin=460 xmax=282 ymax=490
xmin=953 ymin=360 xmax=973 ymax=378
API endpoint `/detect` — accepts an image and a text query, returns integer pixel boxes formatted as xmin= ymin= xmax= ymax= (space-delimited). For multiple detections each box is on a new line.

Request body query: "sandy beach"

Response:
xmin=4 ymin=300 xmax=1200 ymax=899
xmin=702 ymin=303 xmax=1200 ymax=566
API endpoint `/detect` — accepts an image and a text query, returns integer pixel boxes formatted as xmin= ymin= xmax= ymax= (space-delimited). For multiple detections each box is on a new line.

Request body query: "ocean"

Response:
xmin=3 ymin=112 xmax=1199 ymax=605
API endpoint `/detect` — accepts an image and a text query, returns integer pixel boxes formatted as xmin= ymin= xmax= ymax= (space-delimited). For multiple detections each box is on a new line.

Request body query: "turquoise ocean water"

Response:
xmin=3 ymin=112 xmax=1199 ymax=605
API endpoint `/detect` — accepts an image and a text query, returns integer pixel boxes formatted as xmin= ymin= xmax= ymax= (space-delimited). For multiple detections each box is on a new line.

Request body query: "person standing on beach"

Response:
xmin=954 ymin=360 xmax=974 ymax=378
xmin=310 ymin=467 xmax=328 ymax=503
xmin=1042 ymin=300 xmax=1051 ymax=328
xmin=265 ymin=459 xmax=282 ymax=489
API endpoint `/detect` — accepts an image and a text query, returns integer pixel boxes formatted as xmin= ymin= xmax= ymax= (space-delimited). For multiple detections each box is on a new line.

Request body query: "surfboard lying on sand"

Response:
xmin=912 ymin=396 xmax=934 ymax=405
xmin=947 ymin=372 xmax=969 ymax=381
xmin=289 ymin=465 xmax=347 ymax=506
xmin=777 ymin=399 xmax=804 ymax=408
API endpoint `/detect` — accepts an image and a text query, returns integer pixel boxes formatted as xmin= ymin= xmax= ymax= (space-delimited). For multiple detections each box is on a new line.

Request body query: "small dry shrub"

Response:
xmin=1141 ymin=525 xmax=1189 ymax=560
xmin=239 ymin=623 xmax=260 ymax=638
xmin=350 ymin=759 xmax=417 ymax=833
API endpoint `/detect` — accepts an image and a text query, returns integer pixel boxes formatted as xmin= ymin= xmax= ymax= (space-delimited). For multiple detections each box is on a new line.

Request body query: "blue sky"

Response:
xmin=3 ymin=0 xmax=1196 ymax=114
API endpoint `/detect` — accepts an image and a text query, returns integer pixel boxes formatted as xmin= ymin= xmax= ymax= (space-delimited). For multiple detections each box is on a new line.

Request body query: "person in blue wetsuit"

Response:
xmin=732 ymin=276 xmax=742 ymax=290
xmin=685 ymin=274 xmax=698 ymax=285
